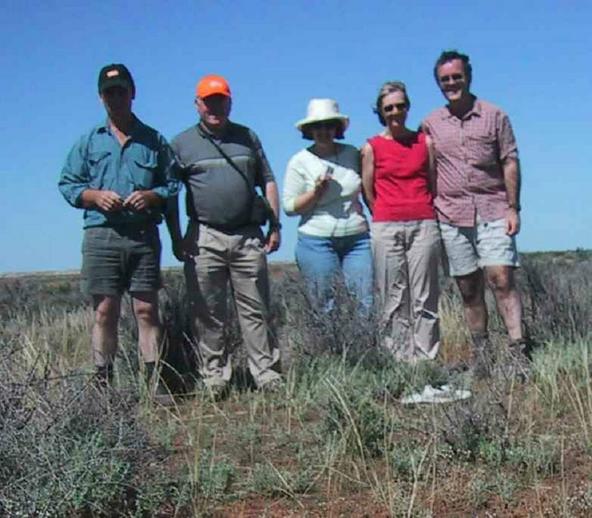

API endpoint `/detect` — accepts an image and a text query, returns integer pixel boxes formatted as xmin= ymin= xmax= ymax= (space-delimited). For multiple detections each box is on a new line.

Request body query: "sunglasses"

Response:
xmin=382 ymin=102 xmax=408 ymax=113
xmin=439 ymin=73 xmax=464 ymax=84
xmin=308 ymin=120 xmax=339 ymax=130
xmin=102 ymin=86 xmax=130 ymax=97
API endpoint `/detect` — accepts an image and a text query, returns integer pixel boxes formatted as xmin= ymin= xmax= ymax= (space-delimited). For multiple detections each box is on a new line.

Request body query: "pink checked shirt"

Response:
xmin=423 ymin=99 xmax=519 ymax=226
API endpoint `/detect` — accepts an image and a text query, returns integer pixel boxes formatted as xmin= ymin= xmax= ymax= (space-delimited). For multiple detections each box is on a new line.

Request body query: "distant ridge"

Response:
xmin=3 ymin=252 xmax=589 ymax=280
xmin=0 ymin=261 xmax=298 ymax=280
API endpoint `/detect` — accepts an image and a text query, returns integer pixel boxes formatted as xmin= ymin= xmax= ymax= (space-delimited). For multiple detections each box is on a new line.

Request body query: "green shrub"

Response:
xmin=250 ymin=462 xmax=314 ymax=497
xmin=197 ymin=450 xmax=235 ymax=501
xmin=321 ymin=375 xmax=390 ymax=458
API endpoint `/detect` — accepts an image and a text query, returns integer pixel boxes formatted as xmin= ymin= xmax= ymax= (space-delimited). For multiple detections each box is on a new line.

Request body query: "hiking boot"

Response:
xmin=470 ymin=332 xmax=495 ymax=380
xmin=509 ymin=337 xmax=535 ymax=360
xmin=507 ymin=338 xmax=534 ymax=382
xmin=93 ymin=364 xmax=114 ymax=391
xmin=203 ymin=382 xmax=228 ymax=402
xmin=178 ymin=373 xmax=201 ymax=397
xmin=144 ymin=362 xmax=175 ymax=407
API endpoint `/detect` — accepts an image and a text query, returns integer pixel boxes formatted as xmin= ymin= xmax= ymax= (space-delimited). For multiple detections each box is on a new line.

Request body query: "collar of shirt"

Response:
xmin=197 ymin=121 xmax=233 ymax=141
xmin=442 ymin=96 xmax=482 ymax=121
xmin=97 ymin=114 xmax=141 ymax=139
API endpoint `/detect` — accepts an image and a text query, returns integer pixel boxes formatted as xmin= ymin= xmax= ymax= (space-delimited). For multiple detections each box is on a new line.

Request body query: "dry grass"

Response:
xmin=0 ymin=251 xmax=591 ymax=516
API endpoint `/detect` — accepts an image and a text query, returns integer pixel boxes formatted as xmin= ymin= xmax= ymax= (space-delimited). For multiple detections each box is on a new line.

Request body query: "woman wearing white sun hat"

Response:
xmin=283 ymin=98 xmax=372 ymax=311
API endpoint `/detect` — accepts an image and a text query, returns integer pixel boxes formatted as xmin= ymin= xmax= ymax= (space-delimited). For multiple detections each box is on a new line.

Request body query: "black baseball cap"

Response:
xmin=97 ymin=64 xmax=135 ymax=93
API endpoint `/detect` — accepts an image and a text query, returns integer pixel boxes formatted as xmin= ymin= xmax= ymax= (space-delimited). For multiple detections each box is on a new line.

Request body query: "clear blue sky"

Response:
xmin=1 ymin=0 xmax=590 ymax=273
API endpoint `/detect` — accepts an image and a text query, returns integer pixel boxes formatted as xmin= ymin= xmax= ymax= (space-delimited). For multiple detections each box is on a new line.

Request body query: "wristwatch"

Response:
xmin=270 ymin=222 xmax=282 ymax=230
xmin=508 ymin=203 xmax=521 ymax=211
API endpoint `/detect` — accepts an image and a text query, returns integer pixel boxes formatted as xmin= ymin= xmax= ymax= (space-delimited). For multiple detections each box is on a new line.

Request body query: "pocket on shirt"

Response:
xmin=466 ymin=133 xmax=499 ymax=168
xmin=89 ymin=151 xmax=111 ymax=164
xmin=88 ymin=151 xmax=111 ymax=189
xmin=133 ymin=158 xmax=159 ymax=189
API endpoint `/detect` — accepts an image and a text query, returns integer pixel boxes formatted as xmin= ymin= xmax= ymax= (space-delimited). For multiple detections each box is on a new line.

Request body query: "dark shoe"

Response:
xmin=441 ymin=362 xmax=473 ymax=389
xmin=93 ymin=364 xmax=114 ymax=390
xmin=470 ymin=332 xmax=494 ymax=380
xmin=144 ymin=362 xmax=176 ymax=406
xmin=178 ymin=373 xmax=201 ymax=397
xmin=507 ymin=338 xmax=533 ymax=382
xmin=444 ymin=361 xmax=471 ymax=377
xmin=509 ymin=337 xmax=535 ymax=360
xmin=474 ymin=348 xmax=495 ymax=379
xmin=203 ymin=382 xmax=228 ymax=402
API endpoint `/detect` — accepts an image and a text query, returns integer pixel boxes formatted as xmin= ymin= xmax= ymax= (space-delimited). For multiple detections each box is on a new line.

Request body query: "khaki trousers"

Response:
xmin=184 ymin=222 xmax=280 ymax=387
xmin=372 ymin=220 xmax=441 ymax=361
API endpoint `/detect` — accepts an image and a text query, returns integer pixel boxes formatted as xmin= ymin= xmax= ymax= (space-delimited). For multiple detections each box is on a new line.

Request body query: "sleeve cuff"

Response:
xmin=151 ymin=186 xmax=170 ymax=199
xmin=72 ymin=187 xmax=88 ymax=208
xmin=282 ymin=197 xmax=296 ymax=215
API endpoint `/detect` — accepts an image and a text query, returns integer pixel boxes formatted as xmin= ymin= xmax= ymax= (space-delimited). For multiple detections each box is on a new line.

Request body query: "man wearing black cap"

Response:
xmin=58 ymin=64 xmax=179 ymax=403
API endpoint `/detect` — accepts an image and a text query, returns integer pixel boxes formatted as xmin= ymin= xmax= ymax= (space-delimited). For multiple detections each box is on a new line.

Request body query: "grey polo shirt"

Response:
xmin=171 ymin=122 xmax=275 ymax=230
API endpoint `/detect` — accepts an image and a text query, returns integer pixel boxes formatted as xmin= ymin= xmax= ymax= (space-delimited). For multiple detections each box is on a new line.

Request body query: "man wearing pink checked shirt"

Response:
xmin=423 ymin=50 xmax=530 ymax=376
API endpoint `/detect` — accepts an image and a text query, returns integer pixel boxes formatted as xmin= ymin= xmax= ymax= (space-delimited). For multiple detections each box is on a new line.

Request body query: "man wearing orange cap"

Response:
xmin=167 ymin=74 xmax=282 ymax=396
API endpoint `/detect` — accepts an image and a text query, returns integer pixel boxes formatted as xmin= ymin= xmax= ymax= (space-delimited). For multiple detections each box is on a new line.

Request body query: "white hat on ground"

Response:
xmin=400 ymin=384 xmax=472 ymax=405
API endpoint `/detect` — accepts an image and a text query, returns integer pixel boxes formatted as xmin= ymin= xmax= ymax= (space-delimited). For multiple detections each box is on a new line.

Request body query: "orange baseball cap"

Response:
xmin=196 ymin=74 xmax=231 ymax=98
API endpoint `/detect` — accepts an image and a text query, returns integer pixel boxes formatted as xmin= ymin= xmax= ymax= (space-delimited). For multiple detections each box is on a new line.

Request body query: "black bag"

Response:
xmin=251 ymin=194 xmax=275 ymax=226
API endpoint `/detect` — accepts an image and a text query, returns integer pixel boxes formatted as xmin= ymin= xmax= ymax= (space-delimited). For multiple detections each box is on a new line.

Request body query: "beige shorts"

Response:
xmin=439 ymin=217 xmax=519 ymax=277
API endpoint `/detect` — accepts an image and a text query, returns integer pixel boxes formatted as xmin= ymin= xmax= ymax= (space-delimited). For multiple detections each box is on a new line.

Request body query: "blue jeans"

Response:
xmin=295 ymin=232 xmax=373 ymax=311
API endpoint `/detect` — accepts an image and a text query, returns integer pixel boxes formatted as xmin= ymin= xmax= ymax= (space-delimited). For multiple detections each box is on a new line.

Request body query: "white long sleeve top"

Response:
xmin=282 ymin=144 xmax=368 ymax=237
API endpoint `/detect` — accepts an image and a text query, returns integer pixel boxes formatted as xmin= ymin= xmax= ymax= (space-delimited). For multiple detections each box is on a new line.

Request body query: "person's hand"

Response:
xmin=123 ymin=190 xmax=160 ymax=211
xmin=505 ymin=208 xmax=521 ymax=236
xmin=265 ymin=228 xmax=281 ymax=254
xmin=313 ymin=173 xmax=331 ymax=197
xmin=93 ymin=191 xmax=124 ymax=212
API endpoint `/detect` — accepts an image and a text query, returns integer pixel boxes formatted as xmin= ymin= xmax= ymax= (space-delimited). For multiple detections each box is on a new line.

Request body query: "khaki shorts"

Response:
xmin=81 ymin=225 xmax=162 ymax=296
xmin=439 ymin=217 xmax=519 ymax=277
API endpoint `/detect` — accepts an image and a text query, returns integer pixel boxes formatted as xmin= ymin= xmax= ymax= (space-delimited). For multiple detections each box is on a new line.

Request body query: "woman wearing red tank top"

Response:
xmin=361 ymin=81 xmax=441 ymax=361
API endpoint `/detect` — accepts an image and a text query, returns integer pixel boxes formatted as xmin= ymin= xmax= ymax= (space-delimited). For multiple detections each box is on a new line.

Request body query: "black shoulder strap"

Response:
xmin=196 ymin=124 xmax=252 ymax=190
xmin=196 ymin=124 xmax=279 ymax=229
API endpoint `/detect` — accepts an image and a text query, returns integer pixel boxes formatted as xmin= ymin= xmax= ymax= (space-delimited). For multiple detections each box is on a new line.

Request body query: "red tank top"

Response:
xmin=368 ymin=132 xmax=435 ymax=222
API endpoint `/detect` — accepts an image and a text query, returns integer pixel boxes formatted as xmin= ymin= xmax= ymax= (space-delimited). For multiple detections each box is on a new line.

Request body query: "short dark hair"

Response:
xmin=433 ymin=50 xmax=472 ymax=86
xmin=372 ymin=81 xmax=410 ymax=126
xmin=301 ymin=119 xmax=346 ymax=141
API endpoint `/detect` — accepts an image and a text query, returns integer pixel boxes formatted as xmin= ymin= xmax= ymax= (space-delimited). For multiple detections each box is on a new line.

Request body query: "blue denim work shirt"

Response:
xmin=58 ymin=116 xmax=180 ymax=228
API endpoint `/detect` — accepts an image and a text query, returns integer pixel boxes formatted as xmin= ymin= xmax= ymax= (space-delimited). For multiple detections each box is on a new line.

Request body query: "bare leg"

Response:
xmin=485 ymin=265 xmax=523 ymax=341
xmin=455 ymin=270 xmax=493 ymax=376
xmin=91 ymin=295 xmax=121 ymax=367
xmin=455 ymin=269 xmax=488 ymax=335
xmin=131 ymin=291 xmax=162 ymax=363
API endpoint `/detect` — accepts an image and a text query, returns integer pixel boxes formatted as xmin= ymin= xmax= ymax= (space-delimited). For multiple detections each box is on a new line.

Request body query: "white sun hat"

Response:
xmin=295 ymin=98 xmax=350 ymax=132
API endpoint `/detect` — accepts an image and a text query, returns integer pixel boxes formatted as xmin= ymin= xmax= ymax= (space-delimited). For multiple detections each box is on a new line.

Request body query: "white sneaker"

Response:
xmin=400 ymin=384 xmax=472 ymax=405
